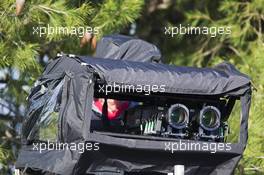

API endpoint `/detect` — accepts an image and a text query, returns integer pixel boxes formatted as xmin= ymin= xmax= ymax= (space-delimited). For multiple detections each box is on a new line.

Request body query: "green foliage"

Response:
xmin=0 ymin=122 xmax=14 ymax=174
xmin=130 ymin=0 xmax=263 ymax=174
xmin=39 ymin=112 xmax=59 ymax=142
xmin=0 ymin=0 xmax=144 ymax=173
xmin=186 ymin=0 xmax=264 ymax=173
xmin=0 ymin=0 xmax=263 ymax=174
xmin=92 ymin=0 xmax=144 ymax=38
xmin=0 ymin=145 xmax=11 ymax=173
xmin=186 ymin=4 xmax=264 ymax=174
xmin=0 ymin=146 xmax=7 ymax=162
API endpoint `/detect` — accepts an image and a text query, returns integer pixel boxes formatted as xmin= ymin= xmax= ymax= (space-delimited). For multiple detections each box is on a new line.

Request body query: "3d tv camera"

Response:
xmin=16 ymin=35 xmax=252 ymax=175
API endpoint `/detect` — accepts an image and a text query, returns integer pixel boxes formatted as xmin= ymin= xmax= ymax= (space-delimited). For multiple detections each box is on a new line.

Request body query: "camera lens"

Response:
xmin=199 ymin=106 xmax=220 ymax=131
xmin=171 ymin=108 xmax=186 ymax=124
xmin=168 ymin=104 xmax=189 ymax=129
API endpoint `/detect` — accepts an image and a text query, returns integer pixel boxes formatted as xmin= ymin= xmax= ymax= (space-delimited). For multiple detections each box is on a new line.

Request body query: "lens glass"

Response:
xmin=170 ymin=107 xmax=187 ymax=125
xmin=202 ymin=110 xmax=218 ymax=128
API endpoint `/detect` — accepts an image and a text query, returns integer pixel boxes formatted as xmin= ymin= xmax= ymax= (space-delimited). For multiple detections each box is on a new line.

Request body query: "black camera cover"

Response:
xmin=16 ymin=35 xmax=252 ymax=175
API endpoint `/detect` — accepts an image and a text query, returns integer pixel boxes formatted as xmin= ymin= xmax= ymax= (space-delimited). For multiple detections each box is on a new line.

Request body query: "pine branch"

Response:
xmin=0 ymin=114 xmax=23 ymax=123
xmin=0 ymin=79 xmax=8 ymax=84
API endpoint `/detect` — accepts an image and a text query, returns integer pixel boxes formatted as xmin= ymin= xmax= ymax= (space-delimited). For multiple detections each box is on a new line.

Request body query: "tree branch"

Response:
xmin=0 ymin=79 xmax=8 ymax=84
xmin=0 ymin=114 xmax=23 ymax=123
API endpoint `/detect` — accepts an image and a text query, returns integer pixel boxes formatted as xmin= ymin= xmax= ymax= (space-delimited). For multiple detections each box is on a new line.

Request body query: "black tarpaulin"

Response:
xmin=79 ymin=56 xmax=250 ymax=96
xmin=95 ymin=34 xmax=162 ymax=63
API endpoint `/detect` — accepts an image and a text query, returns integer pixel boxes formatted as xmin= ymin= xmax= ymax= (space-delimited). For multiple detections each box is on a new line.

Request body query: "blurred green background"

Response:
xmin=0 ymin=0 xmax=263 ymax=174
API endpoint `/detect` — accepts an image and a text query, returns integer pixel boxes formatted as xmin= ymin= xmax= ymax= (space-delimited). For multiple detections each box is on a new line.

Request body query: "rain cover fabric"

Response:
xmin=95 ymin=34 xmax=162 ymax=63
xmin=16 ymin=54 xmax=251 ymax=175
xmin=79 ymin=56 xmax=250 ymax=96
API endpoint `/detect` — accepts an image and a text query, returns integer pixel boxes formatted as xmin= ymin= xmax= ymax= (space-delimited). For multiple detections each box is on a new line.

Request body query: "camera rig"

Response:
xmin=94 ymin=89 xmax=232 ymax=142
xmin=125 ymin=102 xmax=228 ymax=142
xmin=16 ymin=35 xmax=252 ymax=175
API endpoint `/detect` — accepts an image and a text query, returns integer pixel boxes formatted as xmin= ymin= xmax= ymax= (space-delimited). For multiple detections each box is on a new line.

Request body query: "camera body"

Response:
xmin=123 ymin=100 xmax=228 ymax=142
